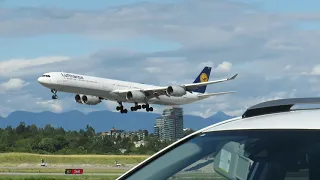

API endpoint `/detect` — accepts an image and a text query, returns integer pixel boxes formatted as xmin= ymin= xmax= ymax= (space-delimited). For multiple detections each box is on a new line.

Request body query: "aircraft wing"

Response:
xmin=111 ymin=87 xmax=169 ymax=98
xmin=111 ymin=73 xmax=238 ymax=98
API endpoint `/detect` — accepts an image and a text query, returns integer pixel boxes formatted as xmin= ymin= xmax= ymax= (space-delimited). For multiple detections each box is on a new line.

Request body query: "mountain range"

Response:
xmin=0 ymin=110 xmax=236 ymax=133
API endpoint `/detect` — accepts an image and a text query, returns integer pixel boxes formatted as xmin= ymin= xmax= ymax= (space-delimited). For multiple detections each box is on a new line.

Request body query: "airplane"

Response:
xmin=37 ymin=66 xmax=238 ymax=114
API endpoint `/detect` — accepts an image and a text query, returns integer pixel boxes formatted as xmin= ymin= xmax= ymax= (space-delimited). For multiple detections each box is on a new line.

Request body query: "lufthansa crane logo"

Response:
xmin=200 ymin=73 xmax=208 ymax=82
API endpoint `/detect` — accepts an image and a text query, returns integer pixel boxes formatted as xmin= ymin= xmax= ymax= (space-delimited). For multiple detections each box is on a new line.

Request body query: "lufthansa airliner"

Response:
xmin=37 ymin=67 xmax=238 ymax=113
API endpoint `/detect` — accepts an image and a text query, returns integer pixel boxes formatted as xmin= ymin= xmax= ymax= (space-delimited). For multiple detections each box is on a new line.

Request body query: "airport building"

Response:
xmin=154 ymin=107 xmax=184 ymax=141
xmin=100 ymin=127 xmax=148 ymax=140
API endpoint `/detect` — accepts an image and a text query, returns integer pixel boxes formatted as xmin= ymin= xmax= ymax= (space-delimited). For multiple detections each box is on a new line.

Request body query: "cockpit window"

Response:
xmin=42 ymin=75 xmax=50 ymax=77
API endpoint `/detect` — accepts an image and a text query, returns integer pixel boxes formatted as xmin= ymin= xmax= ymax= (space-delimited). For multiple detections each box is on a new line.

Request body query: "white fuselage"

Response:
xmin=38 ymin=72 xmax=204 ymax=106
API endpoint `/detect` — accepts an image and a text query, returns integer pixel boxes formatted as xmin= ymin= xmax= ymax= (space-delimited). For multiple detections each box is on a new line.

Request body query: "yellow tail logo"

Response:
xmin=200 ymin=73 xmax=208 ymax=82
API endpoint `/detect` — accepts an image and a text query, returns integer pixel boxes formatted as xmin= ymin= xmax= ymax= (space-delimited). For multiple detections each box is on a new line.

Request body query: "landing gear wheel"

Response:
xmin=130 ymin=103 xmax=141 ymax=112
xmin=116 ymin=106 xmax=123 ymax=111
xmin=146 ymin=107 xmax=153 ymax=112
xmin=52 ymin=95 xmax=58 ymax=99
xmin=121 ymin=109 xmax=128 ymax=113
xmin=142 ymin=105 xmax=146 ymax=109
xmin=116 ymin=102 xmax=125 ymax=113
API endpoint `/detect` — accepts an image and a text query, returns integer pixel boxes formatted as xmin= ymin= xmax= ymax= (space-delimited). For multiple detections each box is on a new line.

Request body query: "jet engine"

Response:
xmin=126 ymin=91 xmax=146 ymax=102
xmin=166 ymin=85 xmax=186 ymax=97
xmin=75 ymin=94 xmax=102 ymax=105
xmin=75 ymin=94 xmax=83 ymax=104
xmin=82 ymin=95 xmax=101 ymax=105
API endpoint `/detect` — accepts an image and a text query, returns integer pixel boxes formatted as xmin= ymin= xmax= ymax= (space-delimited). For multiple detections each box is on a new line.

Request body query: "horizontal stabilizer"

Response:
xmin=186 ymin=73 xmax=238 ymax=90
xmin=197 ymin=91 xmax=236 ymax=100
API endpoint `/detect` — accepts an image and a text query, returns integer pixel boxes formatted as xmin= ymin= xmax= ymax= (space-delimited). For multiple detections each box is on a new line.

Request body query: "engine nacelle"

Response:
xmin=166 ymin=85 xmax=186 ymax=97
xmin=75 ymin=94 xmax=101 ymax=105
xmin=81 ymin=95 xmax=101 ymax=105
xmin=126 ymin=91 xmax=146 ymax=102
xmin=75 ymin=94 xmax=83 ymax=104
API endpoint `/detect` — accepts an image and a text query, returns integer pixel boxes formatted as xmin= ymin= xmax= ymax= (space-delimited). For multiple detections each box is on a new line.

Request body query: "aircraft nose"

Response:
xmin=38 ymin=77 xmax=45 ymax=84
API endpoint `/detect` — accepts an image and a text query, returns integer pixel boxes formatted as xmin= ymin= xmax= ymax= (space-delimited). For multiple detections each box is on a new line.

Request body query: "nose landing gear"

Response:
xmin=51 ymin=89 xmax=58 ymax=99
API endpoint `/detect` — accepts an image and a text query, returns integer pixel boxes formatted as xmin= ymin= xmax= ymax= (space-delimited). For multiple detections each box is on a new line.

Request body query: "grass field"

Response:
xmin=0 ymin=153 xmax=149 ymax=165
xmin=0 ymin=153 xmax=149 ymax=179
xmin=0 ymin=175 xmax=119 ymax=180
xmin=0 ymin=168 xmax=127 ymax=174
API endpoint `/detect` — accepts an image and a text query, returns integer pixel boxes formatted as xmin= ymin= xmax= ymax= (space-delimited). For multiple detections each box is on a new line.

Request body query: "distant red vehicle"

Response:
xmin=65 ymin=169 xmax=83 ymax=174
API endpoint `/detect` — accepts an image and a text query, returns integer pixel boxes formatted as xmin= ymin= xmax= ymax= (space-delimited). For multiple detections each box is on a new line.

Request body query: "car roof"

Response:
xmin=202 ymin=109 xmax=320 ymax=133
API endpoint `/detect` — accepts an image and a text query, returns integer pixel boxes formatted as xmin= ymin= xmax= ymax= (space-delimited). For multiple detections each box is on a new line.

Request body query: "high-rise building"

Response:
xmin=154 ymin=107 xmax=184 ymax=141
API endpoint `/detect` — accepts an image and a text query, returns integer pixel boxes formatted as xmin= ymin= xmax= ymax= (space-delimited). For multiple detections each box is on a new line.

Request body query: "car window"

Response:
xmin=119 ymin=130 xmax=320 ymax=180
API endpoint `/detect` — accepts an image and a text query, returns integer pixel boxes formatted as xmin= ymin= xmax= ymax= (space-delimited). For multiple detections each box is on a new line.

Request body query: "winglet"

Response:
xmin=228 ymin=74 xmax=238 ymax=80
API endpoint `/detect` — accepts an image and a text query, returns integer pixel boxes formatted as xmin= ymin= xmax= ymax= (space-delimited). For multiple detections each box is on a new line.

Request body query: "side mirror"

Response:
xmin=214 ymin=141 xmax=253 ymax=180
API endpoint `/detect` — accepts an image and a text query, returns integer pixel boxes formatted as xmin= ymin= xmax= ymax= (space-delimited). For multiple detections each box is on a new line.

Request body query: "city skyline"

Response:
xmin=154 ymin=107 xmax=184 ymax=141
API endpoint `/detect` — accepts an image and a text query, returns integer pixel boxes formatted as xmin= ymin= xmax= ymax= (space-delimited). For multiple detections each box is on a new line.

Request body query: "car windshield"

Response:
xmin=120 ymin=129 xmax=320 ymax=180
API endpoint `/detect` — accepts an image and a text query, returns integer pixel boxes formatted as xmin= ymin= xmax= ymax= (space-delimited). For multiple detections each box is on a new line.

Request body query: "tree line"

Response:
xmin=0 ymin=122 xmax=194 ymax=155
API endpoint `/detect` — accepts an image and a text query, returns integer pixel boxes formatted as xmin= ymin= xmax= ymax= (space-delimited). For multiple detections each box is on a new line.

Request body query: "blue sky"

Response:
xmin=1 ymin=0 xmax=320 ymax=61
xmin=1 ymin=0 xmax=320 ymax=118
xmin=3 ymin=0 xmax=179 ymax=9
xmin=235 ymin=0 xmax=320 ymax=12
xmin=2 ymin=0 xmax=320 ymax=61
xmin=0 ymin=0 xmax=182 ymax=60
xmin=0 ymin=35 xmax=181 ymax=60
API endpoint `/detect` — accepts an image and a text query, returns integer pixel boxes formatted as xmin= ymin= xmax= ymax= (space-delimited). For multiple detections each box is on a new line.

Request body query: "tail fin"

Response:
xmin=192 ymin=66 xmax=212 ymax=93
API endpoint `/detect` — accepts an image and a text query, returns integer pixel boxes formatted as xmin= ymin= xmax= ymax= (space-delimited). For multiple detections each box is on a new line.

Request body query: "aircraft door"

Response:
xmin=56 ymin=76 xmax=64 ymax=84
xmin=63 ymin=78 xmax=68 ymax=85
xmin=57 ymin=73 xmax=67 ymax=85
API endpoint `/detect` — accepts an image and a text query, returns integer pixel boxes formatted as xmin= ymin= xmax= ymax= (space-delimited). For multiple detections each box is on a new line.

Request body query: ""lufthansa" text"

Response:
xmin=61 ymin=73 xmax=84 ymax=79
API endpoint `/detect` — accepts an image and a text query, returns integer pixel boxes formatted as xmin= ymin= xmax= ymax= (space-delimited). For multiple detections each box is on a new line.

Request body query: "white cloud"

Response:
xmin=36 ymin=100 xmax=63 ymax=113
xmin=310 ymin=64 xmax=320 ymax=75
xmin=284 ymin=65 xmax=292 ymax=71
xmin=0 ymin=56 xmax=70 ymax=77
xmin=216 ymin=61 xmax=232 ymax=72
xmin=103 ymin=101 xmax=119 ymax=112
xmin=0 ymin=78 xmax=29 ymax=92
xmin=145 ymin=67 xmax=162 ymax=73
xmin=0 ymin=105 xmax=13 ymax=117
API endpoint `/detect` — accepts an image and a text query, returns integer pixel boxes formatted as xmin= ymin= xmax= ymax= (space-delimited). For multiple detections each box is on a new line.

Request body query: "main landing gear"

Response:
xmin=51 ymin=89 xmax=58 ymax=99
xmin=116 ymin=102 xmax=128 ymax=114
xmin=116 ymin=102 xmax=153 ymax=113
xmin=130 ymin=103 xmax=142 ymax=111
xmin=142 ymin=104 xmax=153 ymax=112
xmin=130 ymin=103 xmax=153 ymax=112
